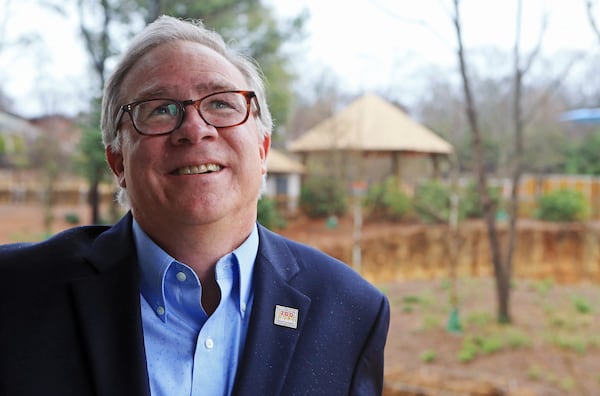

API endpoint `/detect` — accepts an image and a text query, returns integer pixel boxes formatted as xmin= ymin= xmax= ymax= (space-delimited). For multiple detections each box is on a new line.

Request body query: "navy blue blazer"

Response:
xmin=0 ymin=213 xmax=389 ymax=396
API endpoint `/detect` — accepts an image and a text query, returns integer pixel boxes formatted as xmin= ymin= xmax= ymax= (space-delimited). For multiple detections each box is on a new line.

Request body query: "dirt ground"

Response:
xmin=2 ymin=203 xmax=599 ymax=395
xmin=281 ymin=215 xmax=600 ymax=395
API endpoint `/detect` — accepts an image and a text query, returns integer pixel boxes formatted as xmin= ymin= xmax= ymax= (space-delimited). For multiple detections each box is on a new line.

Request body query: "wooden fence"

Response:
xmin=0 ymin=171 xmax=115 ymax=205
xmin=510 ymin=174 xmax=600 ymax=219
xmin=2 ymin=172 xmax=600 ymax=218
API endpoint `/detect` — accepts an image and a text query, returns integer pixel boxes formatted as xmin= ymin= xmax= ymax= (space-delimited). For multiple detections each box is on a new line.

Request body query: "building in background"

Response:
xmin=288 ymin=93 xmax=453 ymax=192
xmin=265 ymin=148 xmax=305 ymax=215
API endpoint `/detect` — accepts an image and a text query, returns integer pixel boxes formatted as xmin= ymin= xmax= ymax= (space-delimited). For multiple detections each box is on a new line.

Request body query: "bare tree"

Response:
xmin=452 ymin=0 xmax=506 ymax=322
xmin=77 ymin=0 xmax=119 ymax=224
xmin=451 ymin=0 xmax=547 ymax=323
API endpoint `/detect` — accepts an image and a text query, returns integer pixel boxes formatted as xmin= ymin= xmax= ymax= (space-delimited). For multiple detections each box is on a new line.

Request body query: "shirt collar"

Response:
xmin=133 ymin=220 xmax=259 ymax=321
xmin=233 ymin=223 xmax=258 ymax=316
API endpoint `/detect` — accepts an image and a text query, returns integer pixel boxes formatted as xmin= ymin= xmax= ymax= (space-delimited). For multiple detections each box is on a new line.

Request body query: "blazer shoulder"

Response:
xmin=0 ymin=224 xmax=113 ymax=279
xmin=257 ymin=225 xmax=386 ymax=303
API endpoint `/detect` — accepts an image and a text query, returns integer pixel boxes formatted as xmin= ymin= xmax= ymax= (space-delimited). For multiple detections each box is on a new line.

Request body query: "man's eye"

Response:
xmin=210 ymin=100 xmax=233 ymax=110
xmin=151 ymin=103 xmax=179 ymax=116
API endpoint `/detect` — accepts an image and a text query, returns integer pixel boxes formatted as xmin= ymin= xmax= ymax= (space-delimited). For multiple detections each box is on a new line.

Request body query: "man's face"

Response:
xmin=106 ymin=40 xmax=270 ymax=232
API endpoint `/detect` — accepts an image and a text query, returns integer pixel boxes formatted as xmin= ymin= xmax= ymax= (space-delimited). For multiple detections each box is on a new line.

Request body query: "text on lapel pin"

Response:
xmin=274 ymin=305 xmax=299 ymax=329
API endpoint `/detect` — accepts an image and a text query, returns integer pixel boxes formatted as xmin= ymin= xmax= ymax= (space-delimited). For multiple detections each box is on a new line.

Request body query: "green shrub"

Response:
xmin=299 ymin=176 xmax=348 ymax=218
xmin=64 ymin=212 xmax=80 ymax=225
xmin=460 ymin=181 xmax=502 ymax=219
xmin=413 ymin=180 xmax=452 ymax=224
xmin=257 ymin=197 xmax=286 ymax=230
xmin=412 ymin=180 xmax=500 ymax=223
xmin=363 ymin=177 xmax=411 ymax=221
xmin=536 ymin=189 xmax=588 ymax=222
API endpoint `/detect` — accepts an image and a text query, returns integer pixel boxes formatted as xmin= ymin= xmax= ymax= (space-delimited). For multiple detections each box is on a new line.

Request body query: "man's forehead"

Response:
xmin=133 ymin=80 xmax=240 ymax=99
xmin=123 ymin=42 xmax=247 ymax=99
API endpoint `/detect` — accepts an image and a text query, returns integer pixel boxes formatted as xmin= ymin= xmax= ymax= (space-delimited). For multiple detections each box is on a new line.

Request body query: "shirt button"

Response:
xmin=241 ymin=302 xmax=247 ymax=313
xmin=204 ymin=337 xmax=214 ymax=349
xmin=156 ymin=306 xmax=165 ymax=316
xmin=176 ymin=271 xmax=187 ymax=282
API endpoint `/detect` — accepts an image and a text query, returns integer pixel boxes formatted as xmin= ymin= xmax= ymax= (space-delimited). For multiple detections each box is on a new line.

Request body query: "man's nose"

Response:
xmin=170 ymin=106 xmax=218 ymax=144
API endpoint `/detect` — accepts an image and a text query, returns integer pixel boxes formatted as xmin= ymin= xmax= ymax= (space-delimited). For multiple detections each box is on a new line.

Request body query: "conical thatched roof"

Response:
xmin=288 ymin=94 xmax=452 ymax=154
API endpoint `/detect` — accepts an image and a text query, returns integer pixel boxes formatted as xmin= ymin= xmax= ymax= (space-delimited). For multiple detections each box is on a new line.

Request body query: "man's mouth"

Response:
xmin=172 ymin=164 xmax=223 ymax=175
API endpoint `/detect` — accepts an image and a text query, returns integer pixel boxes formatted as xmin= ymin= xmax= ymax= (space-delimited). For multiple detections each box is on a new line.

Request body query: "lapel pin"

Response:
xmin=274 ymin=305 xmax=299 ymax=329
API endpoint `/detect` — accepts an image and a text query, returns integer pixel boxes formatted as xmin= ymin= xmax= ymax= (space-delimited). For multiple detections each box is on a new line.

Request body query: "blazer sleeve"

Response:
xmin=350 ymin=294 xmax=390 ymax=396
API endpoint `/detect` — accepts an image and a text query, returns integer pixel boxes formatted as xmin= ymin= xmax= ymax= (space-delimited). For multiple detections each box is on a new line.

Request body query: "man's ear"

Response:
xmin=105 ymin=146 xmax=127 ymax=188
xmin=259 ymin=135 xmax=271 ymax=175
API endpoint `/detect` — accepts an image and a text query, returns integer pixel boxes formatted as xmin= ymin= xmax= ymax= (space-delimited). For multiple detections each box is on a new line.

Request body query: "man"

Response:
xmin=0 ymin=16 xmax=389 ymax=396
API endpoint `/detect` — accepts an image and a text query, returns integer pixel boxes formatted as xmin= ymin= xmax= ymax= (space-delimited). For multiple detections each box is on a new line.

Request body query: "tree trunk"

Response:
xmin=89 ymin=179 xmax=100 ymax=225
xmin=452 ymin=0 xmax=511 ymax=323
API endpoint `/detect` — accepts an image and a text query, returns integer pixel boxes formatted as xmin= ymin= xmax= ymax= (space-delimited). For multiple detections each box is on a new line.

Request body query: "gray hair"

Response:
xmin=100 ymin=15 xmax=273 ymax=205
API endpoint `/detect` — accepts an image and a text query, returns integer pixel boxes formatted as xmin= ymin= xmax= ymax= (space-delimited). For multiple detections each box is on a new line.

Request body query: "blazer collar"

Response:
xmin=232 ymin=225 xmax=312 ymax=396
xmin=86 ymin=212 xmax=137 ymax=272
xmin=69 ymin=217 xmax=311 ymax=396
xmin=70 ymin=213 xmax=150 ymax=396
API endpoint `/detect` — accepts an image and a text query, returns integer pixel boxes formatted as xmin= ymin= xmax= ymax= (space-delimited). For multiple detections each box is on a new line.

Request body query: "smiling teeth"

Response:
xmin=177 ymin=164 xmax=222 ymax=175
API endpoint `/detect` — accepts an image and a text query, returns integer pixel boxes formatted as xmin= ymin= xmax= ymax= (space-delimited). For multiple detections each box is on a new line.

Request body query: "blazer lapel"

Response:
xmin=232 ymin=226 xmax=311 ymax=396
xmin=70 ymin=214 xmax=150 ymax=396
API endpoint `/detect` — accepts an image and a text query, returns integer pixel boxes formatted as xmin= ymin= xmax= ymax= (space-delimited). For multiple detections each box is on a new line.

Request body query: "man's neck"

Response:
xmin=136 ymin=216 xmax=254 ymax=275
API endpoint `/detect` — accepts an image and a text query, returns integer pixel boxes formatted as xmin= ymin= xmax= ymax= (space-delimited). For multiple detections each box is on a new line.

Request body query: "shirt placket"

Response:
xmin=191 ymin=258 xmax=241 ymax=395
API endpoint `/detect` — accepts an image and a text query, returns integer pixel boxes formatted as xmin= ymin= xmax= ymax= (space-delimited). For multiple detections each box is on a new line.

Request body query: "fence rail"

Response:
xmin=3 ymin=172 xmax=600 ymax=218
xmin=508 ymin=174 xmax=600 ymax=219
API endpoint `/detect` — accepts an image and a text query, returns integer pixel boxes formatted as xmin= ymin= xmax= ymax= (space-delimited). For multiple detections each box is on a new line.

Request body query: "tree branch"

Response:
xmin=586 ymin=0 xmax=600 ymax=43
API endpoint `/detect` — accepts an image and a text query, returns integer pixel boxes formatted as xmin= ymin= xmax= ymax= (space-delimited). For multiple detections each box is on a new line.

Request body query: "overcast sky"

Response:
xmin=1 ymin=0 xmax=599 ymax=117
xmin=272 ymin=0 xmax=599 ymax=95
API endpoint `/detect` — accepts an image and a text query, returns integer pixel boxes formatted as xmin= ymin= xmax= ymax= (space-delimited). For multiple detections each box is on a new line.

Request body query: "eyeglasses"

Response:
xmin=116 ymin=90 xmax=258 ymax=136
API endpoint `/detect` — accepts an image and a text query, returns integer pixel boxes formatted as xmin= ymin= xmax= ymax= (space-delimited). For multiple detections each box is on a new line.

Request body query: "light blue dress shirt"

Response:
xmin=133 ymin=220 xmax=258 ymax=396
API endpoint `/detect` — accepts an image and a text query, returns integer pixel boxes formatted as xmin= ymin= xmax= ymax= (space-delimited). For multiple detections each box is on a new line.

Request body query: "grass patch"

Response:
xmin=420 ymin=349 xmax=436 ymax=363
xmin=421 ymin=314 xmax=441 ymax=331
xmin=527 ymin=365 xmax=544 ymax=380
xmin=456 ymin=325 xmax=533 ymax=363
xmin=400 ymin=291 xmax=437 ymax=315
xmin=480 ymin=334 xmax=504 ymax=354
xmin=458 ymin=337 xmax=479 ymax=363
xmin=530 ymin=278 xmax=554 ymax=297
xmin=504 ymin=327 xmax=533 ymax=348
xmin=548 ymin=333 xmax=590 ymax=354
xmin=385 ymin=277 xmax=600 ymax=394
xmin=571 ymin=294 xmax=593 ymax=314
xmin=528 ymin=365 xmax=577 ymax=392
xmin=559 ymin=377 xmax=575 ymax=392
xmin=464 ymin=311 xmax=494 ymax=329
